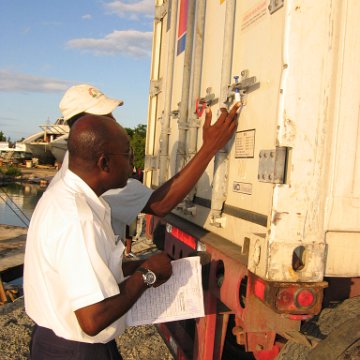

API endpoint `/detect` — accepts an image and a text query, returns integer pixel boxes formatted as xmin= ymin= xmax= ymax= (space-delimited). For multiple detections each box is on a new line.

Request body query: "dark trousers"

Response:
xmin=30 ymin=324 xmax=123 ymax=360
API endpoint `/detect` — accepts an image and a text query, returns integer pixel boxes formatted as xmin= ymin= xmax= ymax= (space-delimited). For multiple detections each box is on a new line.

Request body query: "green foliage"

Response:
xmin=125 ymin=127 xmax=134 ymax=138
xmin=1 ymin=165 xmax=22 ymax=177
xmin=126 ymin=124 xmax=146 ymax=170
xmin=0 ymin=131 xmax=6 ymax=142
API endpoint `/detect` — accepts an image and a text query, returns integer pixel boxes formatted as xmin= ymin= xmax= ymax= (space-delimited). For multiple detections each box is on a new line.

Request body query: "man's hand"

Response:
xmin=141 ymin=251 xmax=172 ymax=287
xmin=202 ymin=102 xmax=241 ymax=154
xmin=142 ymin=102 xmax=241 ymax=218
xmin=75 ymin=251 xmax=172 ymax=336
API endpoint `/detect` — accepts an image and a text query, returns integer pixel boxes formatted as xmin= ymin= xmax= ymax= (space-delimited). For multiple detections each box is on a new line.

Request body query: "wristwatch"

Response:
xmin=136 ymin=267 xmax=157 ymax=287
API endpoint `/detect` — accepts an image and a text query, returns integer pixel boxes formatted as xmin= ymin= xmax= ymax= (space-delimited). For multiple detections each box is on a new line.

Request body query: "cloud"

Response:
xmin=104 ymin=0 xmax=154 ymax=19
xmin=82 ymin=14 xmax=92 ymax=20
xmin=66 ymin=30 xmax=152 ymax=57
xmin=0 ymin=70 xmax=70 ymax=93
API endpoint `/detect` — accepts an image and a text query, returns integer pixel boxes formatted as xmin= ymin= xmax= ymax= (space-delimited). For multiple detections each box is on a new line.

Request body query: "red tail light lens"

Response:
xmin=249 ymin=273 xmax=325 ymax=315
xmin=253 ymin=277 xmax=266 ymax=301
xmin=170 ymin=226 xmax=196 ymax=249
xmin=276 ymin=289 xmax=293 ymax=307
xmin=276 ymin=287 xmax=317 ymax=312
xmin=295 ymin=289 xmax=315 ymax=308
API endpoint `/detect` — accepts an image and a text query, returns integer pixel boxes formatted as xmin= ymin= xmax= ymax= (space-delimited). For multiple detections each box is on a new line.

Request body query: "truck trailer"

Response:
xmin=144 ymin=0 xmax=360 ymax=358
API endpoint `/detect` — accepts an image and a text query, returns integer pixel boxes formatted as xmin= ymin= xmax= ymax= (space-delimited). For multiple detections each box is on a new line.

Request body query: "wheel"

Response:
xmin=276 ymin=296 xmax=360 ymax=360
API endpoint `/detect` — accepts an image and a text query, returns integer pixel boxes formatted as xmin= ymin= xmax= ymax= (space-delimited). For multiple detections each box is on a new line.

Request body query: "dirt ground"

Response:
xmin=0 ymin=165 xmax=58 ymax=186
xmin=0 ymin=297 xmax=174 ymax=360
xmin=19 ymin=166 xmax=58 ymax=181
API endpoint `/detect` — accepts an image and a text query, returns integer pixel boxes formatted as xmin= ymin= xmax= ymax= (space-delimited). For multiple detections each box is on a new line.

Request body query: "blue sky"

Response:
xmin=0 ymin=0 xmax=154 ymax=141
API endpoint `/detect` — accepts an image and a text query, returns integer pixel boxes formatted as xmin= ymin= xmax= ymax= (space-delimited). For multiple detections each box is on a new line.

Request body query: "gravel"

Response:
xmin=0 ymin=298 xmax=33 ymax=360
xmin=0 ymin=297 xmax=174 ymax=360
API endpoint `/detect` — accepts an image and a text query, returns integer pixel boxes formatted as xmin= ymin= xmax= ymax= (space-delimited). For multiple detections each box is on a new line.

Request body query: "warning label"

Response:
xmin=235 ymin=129 xmax=255 ymax=158
xmin=241 ymin=1 xmax=267 ymax=31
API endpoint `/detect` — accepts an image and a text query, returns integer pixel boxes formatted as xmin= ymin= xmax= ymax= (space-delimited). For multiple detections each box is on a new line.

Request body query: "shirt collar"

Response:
xmin=62 ymin=169 xmax=110 ymax=221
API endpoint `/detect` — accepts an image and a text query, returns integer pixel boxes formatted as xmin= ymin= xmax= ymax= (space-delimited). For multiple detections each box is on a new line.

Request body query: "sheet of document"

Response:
xmin=126 ymin=256 xmax=205 ymax=326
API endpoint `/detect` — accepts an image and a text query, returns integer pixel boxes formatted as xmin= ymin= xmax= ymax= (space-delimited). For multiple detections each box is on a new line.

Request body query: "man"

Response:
xmin=24 ymin=115 xmax=172 ymax=359
xmin=25 ymin=85 xmax=239 ymax=358
xmin=53 ymin=84 xmax=241 ymax=240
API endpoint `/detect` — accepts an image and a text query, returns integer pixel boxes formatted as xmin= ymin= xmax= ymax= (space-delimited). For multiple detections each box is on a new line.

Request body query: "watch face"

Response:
xmin=145 ymin=271 xmax=156 ymax=285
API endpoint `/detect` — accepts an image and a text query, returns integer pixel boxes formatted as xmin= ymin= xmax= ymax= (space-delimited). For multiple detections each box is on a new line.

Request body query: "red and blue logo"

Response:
xmin=177 ymin=0 xmax=188 ymax=55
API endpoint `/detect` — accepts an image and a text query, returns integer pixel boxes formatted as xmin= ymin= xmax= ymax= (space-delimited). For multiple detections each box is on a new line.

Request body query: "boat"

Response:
xmin=21 ymin=118 xmax=69 ymax=165
xmin=49 ymin=133 xmax=68 ymax=164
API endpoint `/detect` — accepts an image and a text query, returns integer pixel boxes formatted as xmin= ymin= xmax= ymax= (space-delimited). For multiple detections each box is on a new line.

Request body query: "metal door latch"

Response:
xmin=229 ymin=70 xmax=260 ymax=104
xmin=196 ymin=87 xmax=217 ymax=117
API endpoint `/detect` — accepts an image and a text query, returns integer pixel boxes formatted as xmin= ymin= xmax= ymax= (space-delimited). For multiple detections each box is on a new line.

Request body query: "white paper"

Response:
xmin=126 ymin=256 xmax=204 ymax=326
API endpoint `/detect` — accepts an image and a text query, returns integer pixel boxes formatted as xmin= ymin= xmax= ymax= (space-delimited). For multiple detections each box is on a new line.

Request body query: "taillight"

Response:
xmin=249 ymin=273 xmax=326 ymax=316
xmin=168 ymin=225 xmax=197 ymax=249
xmin=276 ymin=289 xmax=293 ymax=307
xmin=253 ymin=277 xmax=266 ymax=301
xmin=295 ymin=288 xmax=315 ymax=308
xmin=276 ymin=287 xmax=316 ymax=312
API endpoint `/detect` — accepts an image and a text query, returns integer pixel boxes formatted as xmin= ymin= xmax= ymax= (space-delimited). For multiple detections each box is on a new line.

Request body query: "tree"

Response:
xmin=124 ymin=127 xmax=134 ymax=138
xmin=125 ymin=124 xmax=146 ymax=170
xmin=0 ymin=131 xmax=6 ymax=142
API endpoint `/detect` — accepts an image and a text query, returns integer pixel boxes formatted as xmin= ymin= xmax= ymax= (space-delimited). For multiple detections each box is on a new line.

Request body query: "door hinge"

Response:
xmin=258 ymin=147 xmax=288 ymax=184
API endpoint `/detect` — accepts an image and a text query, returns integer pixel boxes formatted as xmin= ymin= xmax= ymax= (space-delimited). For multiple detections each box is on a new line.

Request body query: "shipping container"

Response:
xmin=144 ymin=1 xmax=360 ymax=358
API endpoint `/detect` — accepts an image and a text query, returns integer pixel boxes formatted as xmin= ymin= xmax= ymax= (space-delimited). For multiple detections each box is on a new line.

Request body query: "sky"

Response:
xmin=0 ymin=0 xmax=154 ymax=141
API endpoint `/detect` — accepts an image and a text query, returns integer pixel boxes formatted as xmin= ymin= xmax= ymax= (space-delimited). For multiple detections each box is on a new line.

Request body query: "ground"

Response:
xmin=0 ymin=297 xmax=174 ymax=360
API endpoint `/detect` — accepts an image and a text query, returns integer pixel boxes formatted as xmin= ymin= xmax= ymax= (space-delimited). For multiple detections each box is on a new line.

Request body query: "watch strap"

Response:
xmin=135 ymin=267 xmax=148 ymax=276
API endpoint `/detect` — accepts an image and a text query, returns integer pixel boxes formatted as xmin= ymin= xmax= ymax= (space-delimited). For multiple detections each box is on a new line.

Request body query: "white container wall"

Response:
xmin=145 ymin=0 xmax=360 ymax=282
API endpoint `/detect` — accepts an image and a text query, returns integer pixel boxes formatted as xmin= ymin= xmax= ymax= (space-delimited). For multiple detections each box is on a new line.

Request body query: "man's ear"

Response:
xmin=98 ymin=154 xmax=110 ymax=172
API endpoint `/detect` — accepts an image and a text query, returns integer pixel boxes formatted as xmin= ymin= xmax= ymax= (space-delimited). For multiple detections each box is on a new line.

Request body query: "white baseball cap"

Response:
xmin=59 ymin=84 xmax=124 ymax=120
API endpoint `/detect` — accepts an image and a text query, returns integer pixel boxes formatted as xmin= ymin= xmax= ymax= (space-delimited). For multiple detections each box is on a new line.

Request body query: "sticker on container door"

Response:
xmin=241 ymin=1 xmax=267 ymax=31
xmin=235 ymin=129 xmax=255 ymax=158
xmin=177 ymin=0 xmax=188 ymax=55
xmin=233 ymin=181 xmax=253 ymax=195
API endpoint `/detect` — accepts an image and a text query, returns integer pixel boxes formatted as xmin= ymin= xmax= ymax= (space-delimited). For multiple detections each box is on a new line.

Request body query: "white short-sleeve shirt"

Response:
xmin=49 ymin=151 xmax=153 ymax=238
xmin=24 ymin=169 xmax=127 ymax=343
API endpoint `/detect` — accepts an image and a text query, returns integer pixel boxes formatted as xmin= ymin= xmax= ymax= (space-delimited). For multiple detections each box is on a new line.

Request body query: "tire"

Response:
xmin=276 ymin=296 xmax=360 ymax=360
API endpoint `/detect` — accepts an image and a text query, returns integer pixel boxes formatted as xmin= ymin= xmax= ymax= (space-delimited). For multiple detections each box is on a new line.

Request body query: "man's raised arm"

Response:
xmin=143 ymin=102 xmax=241 ymax=217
